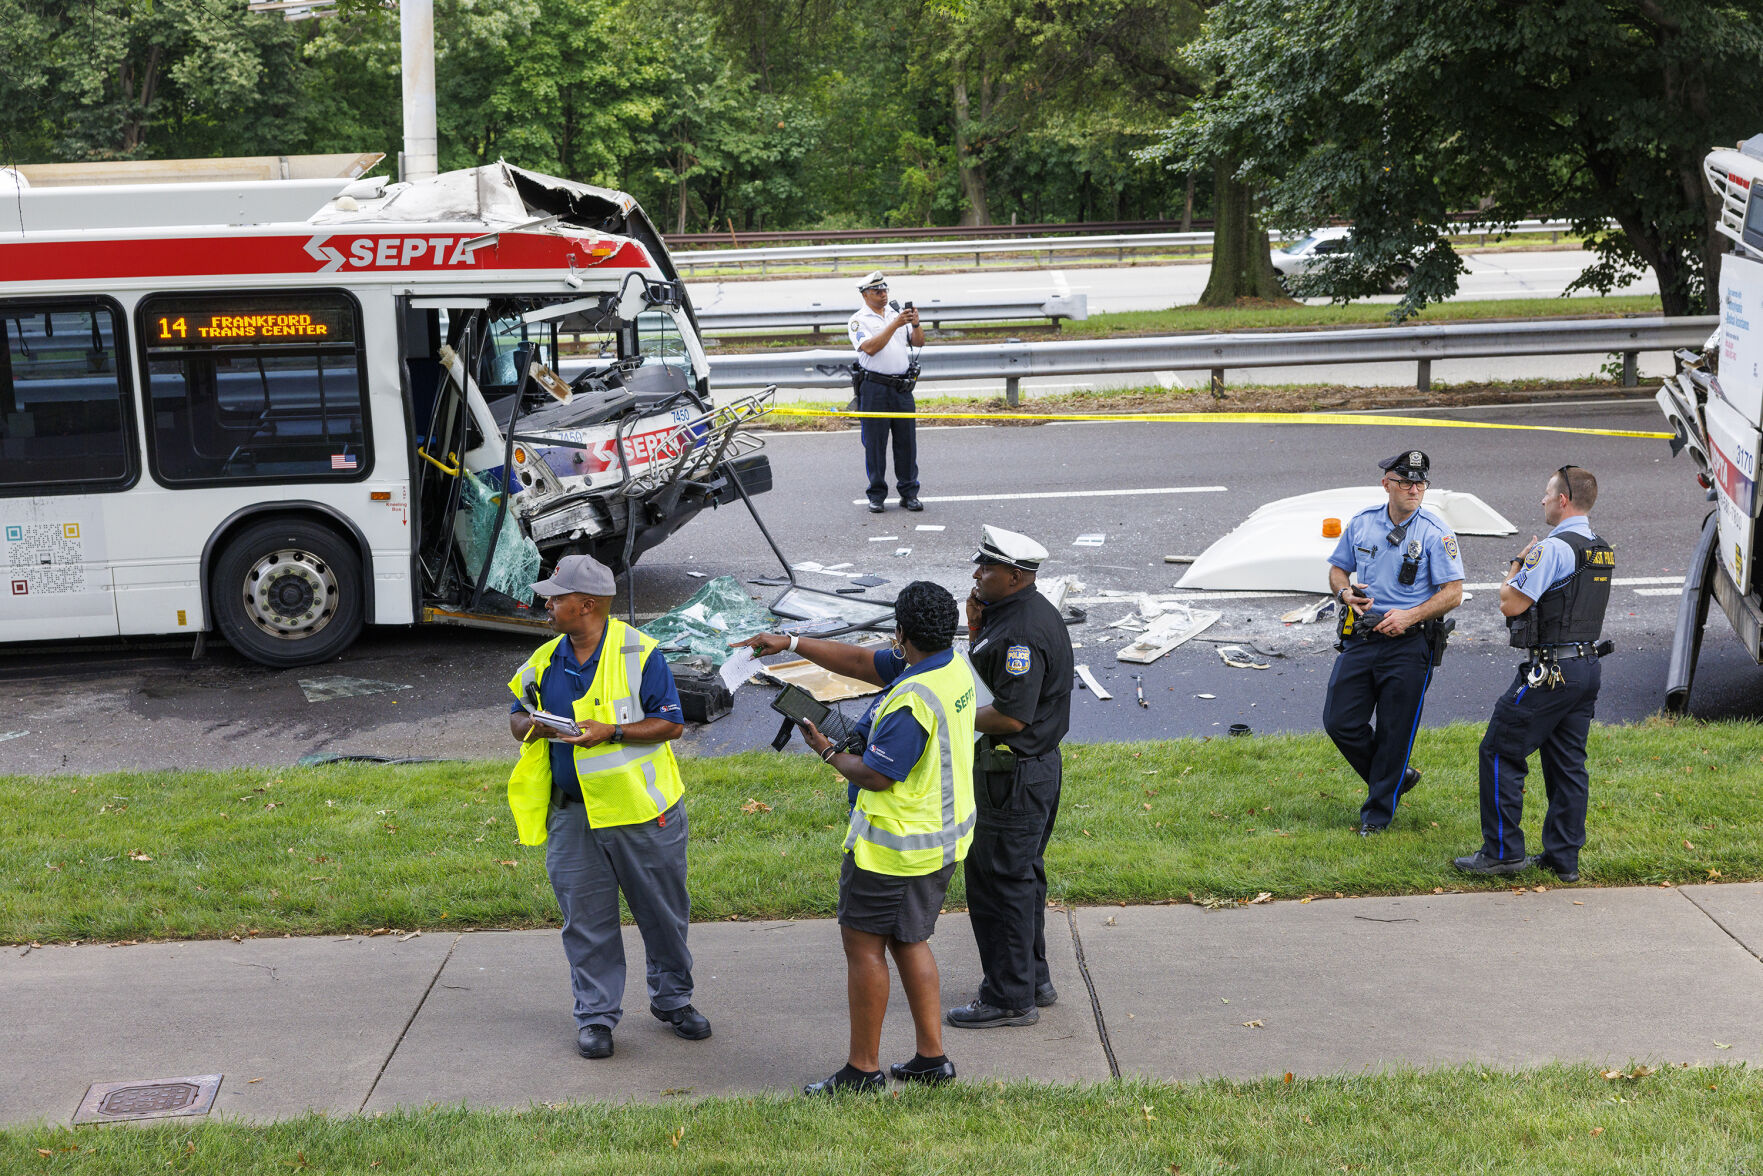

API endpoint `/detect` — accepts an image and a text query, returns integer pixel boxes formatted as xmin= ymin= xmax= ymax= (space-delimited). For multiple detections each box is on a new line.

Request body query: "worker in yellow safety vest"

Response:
xmin=735 ymin=580 xmax=976 ymax=1093
xmin=507 ymin=554 xmax=710 ymax=1061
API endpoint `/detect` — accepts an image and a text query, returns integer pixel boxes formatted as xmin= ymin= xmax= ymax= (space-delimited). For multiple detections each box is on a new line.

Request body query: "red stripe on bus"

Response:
xmin=0 ymin=233 xmax=650 ymax=282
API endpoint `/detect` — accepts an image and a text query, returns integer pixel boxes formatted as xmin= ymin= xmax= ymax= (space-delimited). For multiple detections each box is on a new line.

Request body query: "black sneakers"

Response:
xmin=889 ymin=1055 xmax=957 ymax=1085
xmin=902 ymin=497 xmax=924 ymax=512
xmin=866 ymin=500 xmax=885 ymax=514
xmin=803 ymin=1066 xmax=886 ymax=1096
xmin=946 ymin=999 xmax=1039 ymax=1028
xmin=651 ymin=1003 xmax=713 ymax=1040
xmin=1035 ymin=982 xmax=1058 ymax=1008
xmin=1527 ymin=855 xmax=1580 ymax=883
xmin=1452 ymin=851 xmax=1527 ymax=877
xmin=577 ymin=1025 xmax=613 ymax=1059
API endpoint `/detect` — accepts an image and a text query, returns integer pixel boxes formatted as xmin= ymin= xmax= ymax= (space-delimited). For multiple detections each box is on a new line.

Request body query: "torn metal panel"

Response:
xmin=761 ymin=658 xmax=882 ymax=702
xmin=1074 ymin=665 xmax=1113 ymax=699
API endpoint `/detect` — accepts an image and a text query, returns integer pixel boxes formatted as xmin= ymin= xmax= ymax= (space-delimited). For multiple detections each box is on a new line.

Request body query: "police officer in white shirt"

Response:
xmin=847 ymin=272 xmax=925 ymax=513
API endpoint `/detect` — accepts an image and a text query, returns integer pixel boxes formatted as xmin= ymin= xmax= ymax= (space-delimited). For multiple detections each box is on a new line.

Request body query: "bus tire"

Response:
xmin=212 ymin=518 xmax=366 ymax=668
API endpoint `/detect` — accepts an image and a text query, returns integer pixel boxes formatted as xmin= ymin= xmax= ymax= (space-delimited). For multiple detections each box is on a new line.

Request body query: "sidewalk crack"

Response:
xmin=1678 ymin=888 xmax=1763 ymax=965
xmin=1065 ymin=908 xmax=1119 ymax=1079
xmin=359 ymin=933 xmax=462 ymax=1114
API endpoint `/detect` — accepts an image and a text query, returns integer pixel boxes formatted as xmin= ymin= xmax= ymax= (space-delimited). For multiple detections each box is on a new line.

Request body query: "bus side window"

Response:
xmin=139 ymin=292 xmax=372 ymax=485
xmin=0 ymin=302 xmax=134 ymax=495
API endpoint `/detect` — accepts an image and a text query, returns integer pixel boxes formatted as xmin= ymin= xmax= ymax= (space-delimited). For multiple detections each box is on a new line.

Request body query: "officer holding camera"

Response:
xmin=1324 ymin=450 xmax=1464 ymax=834
xmin=848 ymin=271 xmax=924 ymax=513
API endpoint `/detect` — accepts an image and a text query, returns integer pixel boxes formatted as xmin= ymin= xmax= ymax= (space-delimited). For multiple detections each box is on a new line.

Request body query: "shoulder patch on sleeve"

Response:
xmin=1005 ymin=645 xmax=1031 ymax=676
xmin=1442 ymin=535 xmax=1459 ymax=562
xmin=1523 ymin=547 xmax=1542 ymax=569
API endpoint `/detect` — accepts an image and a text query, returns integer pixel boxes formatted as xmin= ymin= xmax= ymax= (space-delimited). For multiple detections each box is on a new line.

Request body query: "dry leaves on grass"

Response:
xmin=126 ymin=850 xmax=152 ymax=862
xmin=1249 ymin=892 xmax=1274 ymax=905
xmin=740 ymin=798 xmax=773 ymax=814
xmin=1601 ymin=1066 xmax=1656 ymax=1080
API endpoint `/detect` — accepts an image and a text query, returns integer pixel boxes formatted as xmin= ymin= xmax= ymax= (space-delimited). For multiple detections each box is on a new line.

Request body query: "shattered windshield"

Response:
xmin=636 ymin=310 xmax=689 ymax=371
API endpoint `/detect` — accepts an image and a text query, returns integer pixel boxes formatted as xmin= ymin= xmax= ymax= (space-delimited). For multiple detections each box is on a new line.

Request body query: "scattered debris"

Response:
xmin=1074 ymin=665 xmax=1113 ymax=700
xmin=1073 ymin=533 xmax=1106 ymax=546
xmin=868 ymin=535 xmax=899 ymax=542
xmin=1195 ymin=693 xmax=1216 ymax=699
xmin=850 ymin=575 xmax=888 ymax=588
xmin=762 ymin=659 xmax=881 ymax=703
xmin=1118 ymin=608 xmax=1222 ymax=664
xmin=1163 ymin=555 xmax=1195 ymax=564
xmin=686 ymin=571 xmax=707 ymax=579
xmin=1036 ymin=574 xmax=1083 ymax=612
xmin=915 ymin=524 xmax=945 ymax=532
xmin=1133 ymin=675 xmax=1147 ymax=708
xmin=1280 ymin=597 xmax=1336 ymax=625
xmin=298 ymin=677 xmax=412 ymax=703
xmin=642 ymin=575 xmax=774 ymax=667
xmin=893 ymin=547 xmax=912 ymax=557
xmin=749 ymin=576 xmax=791 ymax=586
xmin=1218 ymin=645 xmax=1271 ymax=670
xmin=0 ymin=730 xmax=27 ymax=742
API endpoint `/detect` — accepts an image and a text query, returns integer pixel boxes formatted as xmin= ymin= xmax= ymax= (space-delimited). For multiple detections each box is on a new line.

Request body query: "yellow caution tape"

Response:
xmin=766 ymin=407 xmax=1675 ymax=440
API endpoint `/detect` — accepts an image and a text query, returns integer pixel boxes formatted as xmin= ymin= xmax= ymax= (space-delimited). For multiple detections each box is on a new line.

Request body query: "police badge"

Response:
xmin=1005 ymin=645 xmax=1031 ymax=675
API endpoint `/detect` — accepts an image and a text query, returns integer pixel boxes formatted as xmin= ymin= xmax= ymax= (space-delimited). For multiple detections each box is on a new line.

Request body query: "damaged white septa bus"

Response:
xmin=0 ymin=160 xmax=775 ymax=667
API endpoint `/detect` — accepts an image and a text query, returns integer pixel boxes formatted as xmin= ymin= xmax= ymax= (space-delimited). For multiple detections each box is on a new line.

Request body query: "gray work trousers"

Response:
xmin=544 ymin=798 xmax=694 ymax=1031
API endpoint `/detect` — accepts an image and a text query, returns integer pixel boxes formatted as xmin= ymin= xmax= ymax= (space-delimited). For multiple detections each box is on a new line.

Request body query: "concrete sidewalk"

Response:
xmin=6 ymin=883 xmax=1762 ymax=1127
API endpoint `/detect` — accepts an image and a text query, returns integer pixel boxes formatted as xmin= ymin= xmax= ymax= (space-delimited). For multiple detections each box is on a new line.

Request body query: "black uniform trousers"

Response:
xmin=857 ymin=375 xmax=918 ymax=504
xmin=965 ymin=749 xmax=1061 ymax=1012
xmin=1477 ymin=656 xmax=1600 ymax=869
xmin=1322 ymin=629 xmax=1433 ymax=829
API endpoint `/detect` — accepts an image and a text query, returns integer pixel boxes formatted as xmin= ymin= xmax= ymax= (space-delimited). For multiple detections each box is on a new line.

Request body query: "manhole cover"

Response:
xmin=73 ymin=1075 xmax=222 ymax=1125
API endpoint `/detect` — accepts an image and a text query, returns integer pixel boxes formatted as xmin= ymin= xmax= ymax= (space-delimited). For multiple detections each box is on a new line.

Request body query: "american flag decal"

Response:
xmin=331 ymin=453 xmax=358 ymax=471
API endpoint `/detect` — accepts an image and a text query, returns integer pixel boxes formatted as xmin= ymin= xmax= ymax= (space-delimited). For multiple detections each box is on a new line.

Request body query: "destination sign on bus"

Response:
xmin=144 ymin=297 xmax=355 ymax=348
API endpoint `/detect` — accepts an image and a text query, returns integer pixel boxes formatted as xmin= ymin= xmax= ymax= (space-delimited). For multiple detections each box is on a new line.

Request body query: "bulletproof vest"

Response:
xmin=1507 ymin=530 xmax=1614 ymax=648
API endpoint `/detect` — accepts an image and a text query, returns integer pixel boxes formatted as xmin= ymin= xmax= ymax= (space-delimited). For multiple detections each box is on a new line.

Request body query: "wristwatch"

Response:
xmin=610 ymin=724 xmax=625 ymax=743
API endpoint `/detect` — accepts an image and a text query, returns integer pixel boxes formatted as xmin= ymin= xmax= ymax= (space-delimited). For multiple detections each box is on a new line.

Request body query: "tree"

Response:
xmin=0 ymin=0 xmax=305 ymax=164
xmin=1159 ymin=0 xmax=1763 ymax=317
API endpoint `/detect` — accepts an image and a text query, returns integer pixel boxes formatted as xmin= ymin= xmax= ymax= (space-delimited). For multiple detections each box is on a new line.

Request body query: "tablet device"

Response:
xmin=769 ymin=684 xmax=860 ymax=751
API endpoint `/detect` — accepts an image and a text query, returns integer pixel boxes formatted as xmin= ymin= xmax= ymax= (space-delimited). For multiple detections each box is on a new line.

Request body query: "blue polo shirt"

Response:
xmin=1510 ymin=516 xmax=1596 ymax=601
xmin=1328 ymin=503 xmax=1465 ymax=613
xmin=510 ymin=631 xmax=682 ymax=802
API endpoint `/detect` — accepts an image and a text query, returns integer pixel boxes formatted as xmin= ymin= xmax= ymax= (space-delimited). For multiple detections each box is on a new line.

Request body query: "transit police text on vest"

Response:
xmin=505 ymin=619 xmax=684 ymax=844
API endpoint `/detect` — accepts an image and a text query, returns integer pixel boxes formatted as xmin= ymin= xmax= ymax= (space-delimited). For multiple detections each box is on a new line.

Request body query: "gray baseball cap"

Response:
xmin=531 ymin=554 xmax=616 ymax=597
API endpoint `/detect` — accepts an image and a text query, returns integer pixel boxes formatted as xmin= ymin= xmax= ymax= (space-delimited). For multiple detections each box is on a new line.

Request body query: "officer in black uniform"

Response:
xmin=1324 ymin=451 xmax=1466 ymax=834
xmin=946 ymin=525 xmax=1075 ymax=1029
xmin=1455 ymin=465 xmax=1612 ymax=882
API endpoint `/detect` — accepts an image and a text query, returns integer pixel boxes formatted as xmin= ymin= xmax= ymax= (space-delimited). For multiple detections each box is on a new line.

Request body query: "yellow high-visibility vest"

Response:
xmin=846 ymin=652 xmax=977 ymax=876
xmin=505 ymin=619 xmax=684 ymax=844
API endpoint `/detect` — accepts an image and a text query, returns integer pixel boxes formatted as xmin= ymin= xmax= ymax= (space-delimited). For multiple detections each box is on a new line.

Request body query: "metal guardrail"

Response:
xmin=672 ymin=220 xmax=1580 ymax=274
xmin=665 ymin=219 xmax=1191 ymax=246
xmin=699 ymin=315 xmax=1717 ymax=403
xmin=693 ymin=293 xmax=1087 ymax=334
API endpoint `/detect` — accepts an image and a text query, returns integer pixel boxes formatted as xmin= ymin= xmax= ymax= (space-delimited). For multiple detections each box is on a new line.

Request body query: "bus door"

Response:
xmin=0 ymin=300 xmax=131 ymax=641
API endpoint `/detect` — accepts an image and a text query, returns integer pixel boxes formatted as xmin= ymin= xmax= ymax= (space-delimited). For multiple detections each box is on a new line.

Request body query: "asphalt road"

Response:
xmin=4 ymin=395 xmax=1757 ymax=777
xmin=692 ymin=251 xmax=1672 ymax=399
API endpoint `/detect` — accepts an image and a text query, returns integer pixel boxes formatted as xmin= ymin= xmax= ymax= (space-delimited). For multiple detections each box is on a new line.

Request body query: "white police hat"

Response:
xmin=530 ymin=554 xmax=616 ymax=597
xmin=972 ymin=524 xmax=1047 ymax=572
xmin=857 ymin=271 xmax=889 ymax=291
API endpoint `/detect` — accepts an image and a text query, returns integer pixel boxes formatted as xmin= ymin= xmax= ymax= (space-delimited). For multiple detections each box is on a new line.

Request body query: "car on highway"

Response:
xmin=1273 ymin=226 xmax=1413 ymax=293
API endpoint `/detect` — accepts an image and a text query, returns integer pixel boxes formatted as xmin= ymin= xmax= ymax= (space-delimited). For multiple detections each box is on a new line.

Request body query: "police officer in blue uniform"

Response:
xmin=1455 ymin=465 xmax=1612 ymax=882
xmin=1325 ymin=451 xmax=1465 ymax=834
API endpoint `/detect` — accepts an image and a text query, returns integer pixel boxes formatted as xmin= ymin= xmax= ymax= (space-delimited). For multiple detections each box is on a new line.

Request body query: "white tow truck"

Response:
xmin=1657 ymin=137 xmax=1763 ymax=708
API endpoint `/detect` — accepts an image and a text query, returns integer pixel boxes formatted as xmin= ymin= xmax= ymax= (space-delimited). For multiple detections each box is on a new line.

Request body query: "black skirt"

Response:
xmin=836 ymin=852 xmax=956 ymax=942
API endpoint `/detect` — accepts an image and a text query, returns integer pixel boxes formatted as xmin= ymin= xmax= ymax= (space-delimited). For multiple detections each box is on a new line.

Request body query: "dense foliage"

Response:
xmin=1154 ymin=0 xmax=1763 ymax=316
xmin=0 ymin=0 xmax=1201 ymax=232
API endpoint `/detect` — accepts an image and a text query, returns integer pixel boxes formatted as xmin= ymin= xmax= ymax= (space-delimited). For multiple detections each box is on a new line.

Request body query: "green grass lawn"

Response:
xmin=3 ymin=721 xmax=1758 ymax=944
xmin=5 ymin=1065 xmax=1759 ymax=1174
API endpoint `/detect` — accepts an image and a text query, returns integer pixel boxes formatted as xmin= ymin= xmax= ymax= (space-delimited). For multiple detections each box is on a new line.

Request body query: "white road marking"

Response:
xmin=848 ymin=485 xmax=1226 ymax=505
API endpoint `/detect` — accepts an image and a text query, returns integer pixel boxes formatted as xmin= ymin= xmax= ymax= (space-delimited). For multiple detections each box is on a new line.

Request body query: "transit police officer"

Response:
xmin=1454 ymin=465 xmax=1611 ymax=882
xmin=1324 ymin=451 xmax=1465 ymax=834
xmin=946 ymin=524 xmax=1075 ymax=1028
xmin=506 ymin=555 xmax=711 ymax=1061
xmin=847 ymin=271 xmax=924 ymax=513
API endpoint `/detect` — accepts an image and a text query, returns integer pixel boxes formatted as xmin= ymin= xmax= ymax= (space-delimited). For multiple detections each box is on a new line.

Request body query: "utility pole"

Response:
xmin=249 ymin=0 xmax=437 ymax=182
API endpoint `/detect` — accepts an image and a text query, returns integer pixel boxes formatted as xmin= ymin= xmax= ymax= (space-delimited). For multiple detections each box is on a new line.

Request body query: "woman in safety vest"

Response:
xmin=739 ymin=581 xmax=977 ymax=1094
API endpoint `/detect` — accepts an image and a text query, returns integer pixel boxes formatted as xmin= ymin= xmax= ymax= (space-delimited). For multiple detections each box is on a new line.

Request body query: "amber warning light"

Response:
xmin=155 ymin=312 xmax=331 ymax=342
xmin=1322 ymin=517 xmax=1342 ymax=538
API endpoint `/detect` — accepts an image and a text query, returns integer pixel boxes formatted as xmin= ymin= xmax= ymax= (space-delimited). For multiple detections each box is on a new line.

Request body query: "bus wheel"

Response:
xmin=213 ymin=518 xmax=365 ymax=668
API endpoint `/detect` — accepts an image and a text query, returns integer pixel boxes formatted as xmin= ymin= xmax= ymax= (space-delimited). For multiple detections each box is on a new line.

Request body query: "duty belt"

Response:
xmin=859 ymin=368 xmax=916 ymax=390
xmin=1527 ymin=642 xmax=1602 ymax=661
